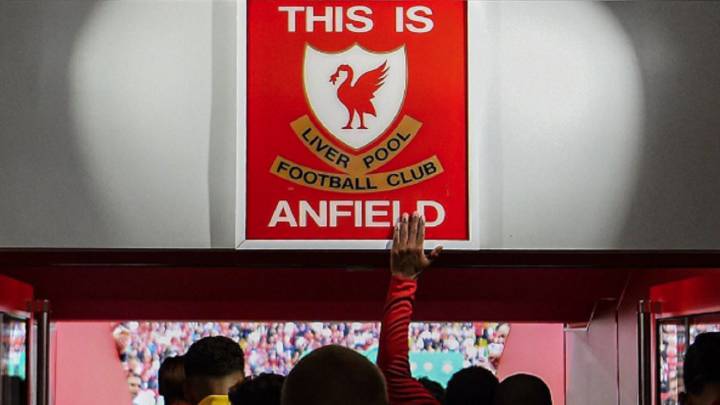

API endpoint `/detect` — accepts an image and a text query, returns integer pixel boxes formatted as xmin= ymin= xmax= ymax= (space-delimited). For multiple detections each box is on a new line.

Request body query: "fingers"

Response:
xmin=429 ymin=246 xmax=443 ymax=261
xmin=399 ymin=213 xmax=409 ymax=247
xmin=395 ymin=212 xmax=432 ymax=251
xmin=417 ymin=215 xmax=425 ymax=246
xmin=392 ymin=220 xmax=400 ymax=250
xmin=408 ymin=212 xmax=419 ymax=247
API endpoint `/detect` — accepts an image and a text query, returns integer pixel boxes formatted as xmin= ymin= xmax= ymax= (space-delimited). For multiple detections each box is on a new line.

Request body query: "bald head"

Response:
xmin=281 ymin=345 xmax=388 ymax=405
xmin=494 ymin=374 xmax=551 ymax=405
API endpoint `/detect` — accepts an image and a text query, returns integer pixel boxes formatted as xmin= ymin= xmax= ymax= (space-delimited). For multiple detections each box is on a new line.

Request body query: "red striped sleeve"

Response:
xmin=377 ymin=276 xmax=440 ymax=405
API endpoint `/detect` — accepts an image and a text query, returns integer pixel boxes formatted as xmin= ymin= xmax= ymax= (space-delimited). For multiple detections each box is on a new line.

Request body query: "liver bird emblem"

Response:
xmin=304 ymin=44 xmax=406 ymax=149
xmin=329 ymin=62 xmax=388 ymax=130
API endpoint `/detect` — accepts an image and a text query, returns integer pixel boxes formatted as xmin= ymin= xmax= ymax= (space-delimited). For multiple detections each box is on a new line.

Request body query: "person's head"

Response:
xmin=681 ymin=332 xmax=720 ymax=405
xmin=418 ymin=377 xmax=446 ymax=404
xmin=229 ymin=373 xmax=285 ymax=405
xmin=183 ymin=336 xmax=245 ymax=405
xmin=127 ymin=373 xmax=142 ymax=398
xmin=159 ymin=356 xmax=189 ymax=405
xmin=445 ymin=366 xmax=498 ymax=405
xmin=494 ymin=374 xmax=551 ymax=405
xmin=281 ymin=345 xmax=388 ymax=405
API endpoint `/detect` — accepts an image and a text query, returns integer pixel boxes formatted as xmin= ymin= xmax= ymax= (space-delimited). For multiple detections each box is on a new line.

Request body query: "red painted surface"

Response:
xmin=246 ymin=0 xmax=468 ymax=241
xmin=54 ymin=322 xmax=131 ymax=405
xmin=498 ymin=323 xmax=566 ymax=405
xmin=0 ymin=265 xmax=630 ymax=322
xmin=0 ymin=273 xmax=32 ymax=313
xmin=652 ymin=273 xmax=720 ymax=318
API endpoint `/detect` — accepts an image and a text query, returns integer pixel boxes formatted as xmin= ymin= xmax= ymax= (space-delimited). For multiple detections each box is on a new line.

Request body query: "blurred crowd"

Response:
xmin=408 ymin=322 xmax=509 ymax=370
xmin=1 ymin=319 xmax=27 ymax=380
xmin=113 ymin=320 xmax=510 ymax=402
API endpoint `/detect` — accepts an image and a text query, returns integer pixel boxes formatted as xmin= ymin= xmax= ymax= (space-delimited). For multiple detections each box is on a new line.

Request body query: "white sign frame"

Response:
xmin=235 ymin=1 xmax=484 ymax=250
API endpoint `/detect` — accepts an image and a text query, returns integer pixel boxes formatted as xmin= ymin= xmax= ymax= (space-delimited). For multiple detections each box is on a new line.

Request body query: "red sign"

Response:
xmin=239 ymin=0 xmax=470 ymax=248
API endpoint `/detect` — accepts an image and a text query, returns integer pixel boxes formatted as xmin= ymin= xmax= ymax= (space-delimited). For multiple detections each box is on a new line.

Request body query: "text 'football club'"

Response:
xmin=278 ymin=6 xmax=435 ymax=33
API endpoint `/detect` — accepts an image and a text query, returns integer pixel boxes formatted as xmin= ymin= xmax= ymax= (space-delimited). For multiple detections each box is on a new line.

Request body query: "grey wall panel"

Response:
xmin=486 ymin=2 xmax=644 ymax=249
xmin=0 ymin=0 xmax=236 ymax=247
xmin=607 ymin=2 xmax=720 ymax=249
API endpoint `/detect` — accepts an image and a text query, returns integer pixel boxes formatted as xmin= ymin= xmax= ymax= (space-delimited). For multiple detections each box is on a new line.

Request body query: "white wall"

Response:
xmin=1 ymin=1 xmax=719 ymax=248
xmin=0 ymin=0 xmax=236 ymax=247
xmin=565 ymin=304 xmax=620 ymax=405
xmin=476 ymin=1 xmax=644 ymax=249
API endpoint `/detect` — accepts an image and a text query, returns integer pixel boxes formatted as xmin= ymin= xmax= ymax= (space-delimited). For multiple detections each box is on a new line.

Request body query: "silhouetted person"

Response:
xmin=229 ymin=373 xmax=285 ymax=405
xmin=160 ymin=355 xmax=190 ymax=405
xmin=281 ymin=345 xmax=388 ymax=405
xmin=446 ymin=366 xmax=498 ymax=405
xmin=680 ymin=332 xmax=720 ymax=405
xmin=183 ymin=336 xmax=245 ymax=405
xmin=1 ymin=376 xmax=27 ymax=405
xmin=419 ymin=377 xmax=446 ymax=404
xmin=494 ymin=374 xmax=551 ymax=405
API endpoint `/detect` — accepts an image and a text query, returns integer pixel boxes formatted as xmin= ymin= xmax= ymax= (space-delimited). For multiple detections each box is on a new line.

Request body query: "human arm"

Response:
xmin=377 ymin=213 xmax=442 ymax=405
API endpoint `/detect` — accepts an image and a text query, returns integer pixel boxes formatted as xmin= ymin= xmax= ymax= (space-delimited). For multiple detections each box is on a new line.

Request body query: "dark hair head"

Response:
xmin=446 ymin=366 xmax=498 ymax=405
xmin=229 ymin=373 xmax=285 ymax=405
xmin=418 ymin=377 xmax=446 ymax=404
xmin=159 ymin=356 xmax=185 ymax=403
xmin=684 ymin=332 xmax=720 ymax=396
xmin=281 ymin=345 xmax=388 ymax=405
xmin=494 ymin=373 xmax=551 ymax=405
xmin=184 ymin=336 xmax=245 ymax=378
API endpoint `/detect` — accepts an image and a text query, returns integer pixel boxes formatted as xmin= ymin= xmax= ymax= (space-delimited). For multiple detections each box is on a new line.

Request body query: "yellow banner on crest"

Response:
xmin=270 ymin=155 xmax=444 ymax=193
xmin=290 ymin=115 xmax=422 ymax=176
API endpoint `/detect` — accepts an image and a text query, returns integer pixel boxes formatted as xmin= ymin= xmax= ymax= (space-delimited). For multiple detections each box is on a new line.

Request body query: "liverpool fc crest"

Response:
xmin=270 ymin=42 xmax=444 ymax=194
xmin=304 ymin=44 xmax=407 ymax=150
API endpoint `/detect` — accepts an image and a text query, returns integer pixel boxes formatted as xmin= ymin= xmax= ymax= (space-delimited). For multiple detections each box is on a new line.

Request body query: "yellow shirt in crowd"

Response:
xmin=198 ymin=395 xmax=231 ymax=405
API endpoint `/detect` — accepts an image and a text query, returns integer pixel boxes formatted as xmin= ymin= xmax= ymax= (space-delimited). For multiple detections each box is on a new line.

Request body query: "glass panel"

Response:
xmin=658 ymin=313 xmax=720 ymax=405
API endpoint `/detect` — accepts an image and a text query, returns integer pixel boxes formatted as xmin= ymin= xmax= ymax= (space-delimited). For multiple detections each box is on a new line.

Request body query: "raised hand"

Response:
xmin=390 ymin=212 xmax=443 ymax=279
